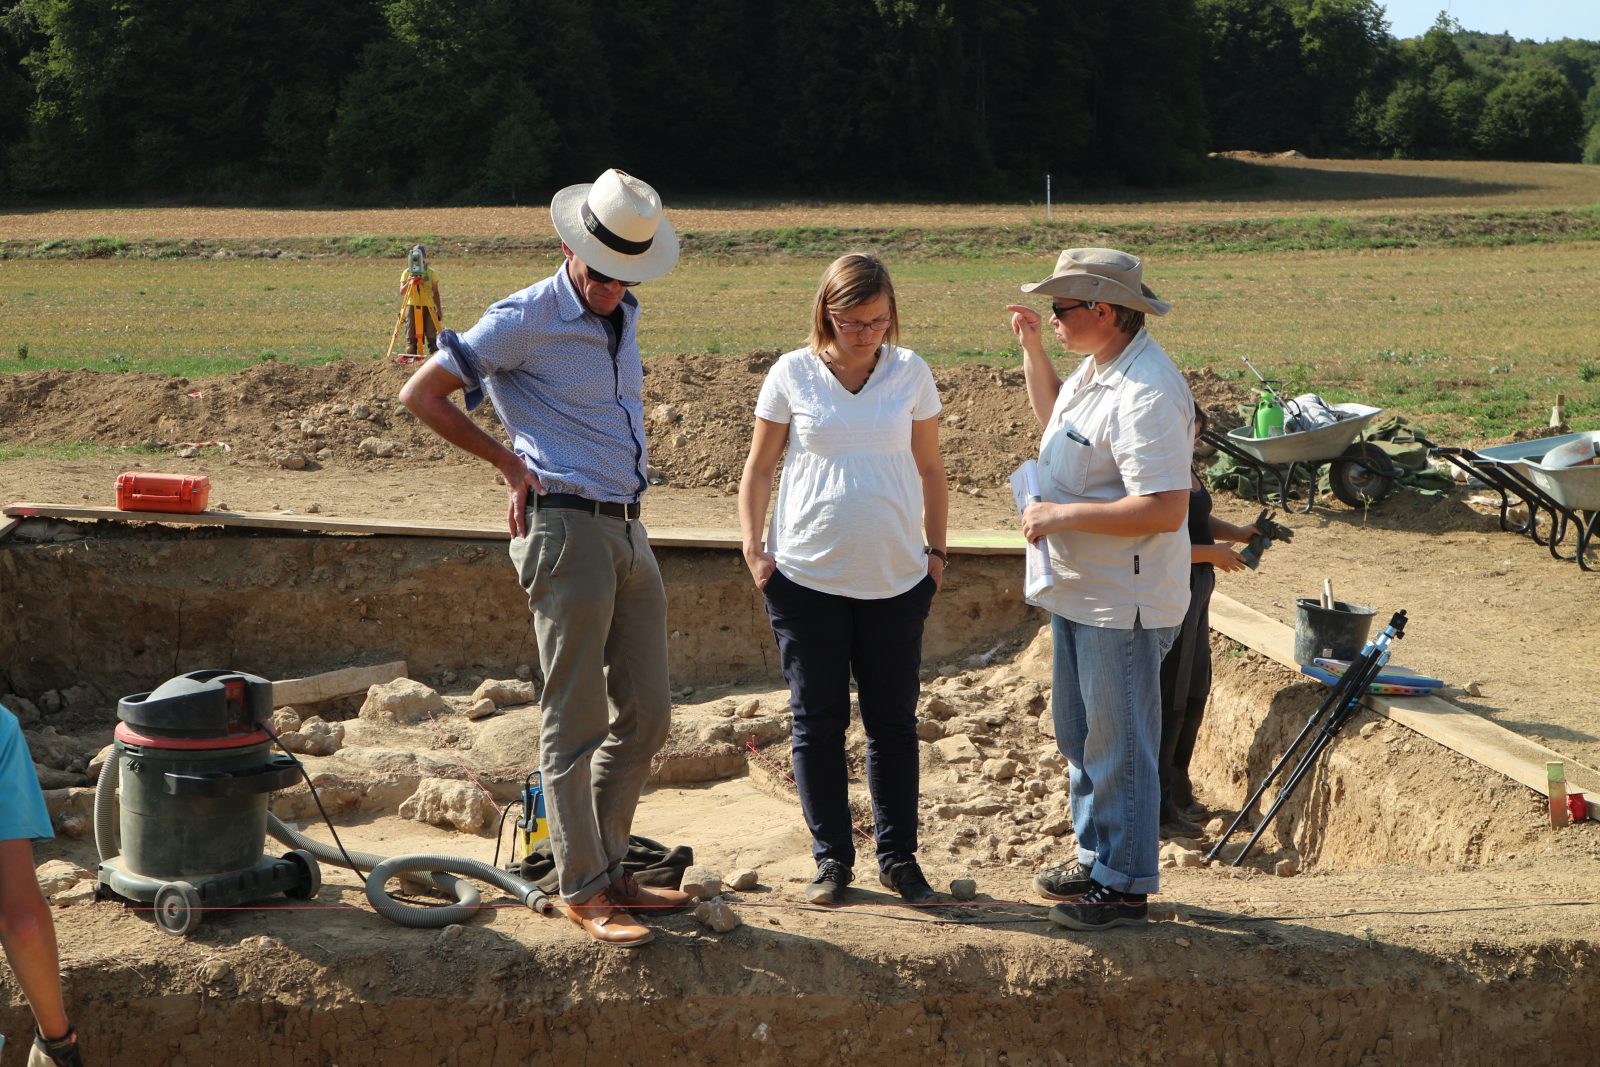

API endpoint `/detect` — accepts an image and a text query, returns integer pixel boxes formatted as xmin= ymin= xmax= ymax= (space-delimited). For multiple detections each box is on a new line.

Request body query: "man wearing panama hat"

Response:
xmin=401 ymin=169 xmax=689 ymax=947
xmin=1005 ymin=248 xmax=1194 ymax=932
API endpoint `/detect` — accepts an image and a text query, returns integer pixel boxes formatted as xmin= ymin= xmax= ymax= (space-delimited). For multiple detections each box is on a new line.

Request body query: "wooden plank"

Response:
xmin=0 ymin=516 xmax=20 ymax=544
xmin=4 ymin=503 xmax=501 ymax=540
xmin=271 ymin=660 xmax=408 ymax=707
xmin=1209 ymin=591 xmax=1600 ymax=820
xmin=2 ymin=502 xmax=1029 ymax=555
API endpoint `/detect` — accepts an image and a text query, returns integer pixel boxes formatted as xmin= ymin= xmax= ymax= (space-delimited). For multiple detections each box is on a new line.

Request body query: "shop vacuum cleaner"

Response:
xmin=95 ymin=670 xmax=320 ymax=936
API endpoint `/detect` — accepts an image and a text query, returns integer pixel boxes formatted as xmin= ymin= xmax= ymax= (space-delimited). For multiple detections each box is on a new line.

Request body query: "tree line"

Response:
xmin=0 ymin=0 xmax=1594 ymax=206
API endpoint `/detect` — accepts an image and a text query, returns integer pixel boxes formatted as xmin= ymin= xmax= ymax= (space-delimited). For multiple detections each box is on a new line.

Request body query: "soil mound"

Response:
xmin=0 ymin=354 xmax=1253 ymax=493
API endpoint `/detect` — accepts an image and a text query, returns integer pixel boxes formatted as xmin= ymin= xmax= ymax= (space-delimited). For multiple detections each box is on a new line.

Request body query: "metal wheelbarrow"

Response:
xmin=1203 ymin=403 xmax=1396 ymax=514
xmin=1430 ymin=431 xmax=1600 ymax=571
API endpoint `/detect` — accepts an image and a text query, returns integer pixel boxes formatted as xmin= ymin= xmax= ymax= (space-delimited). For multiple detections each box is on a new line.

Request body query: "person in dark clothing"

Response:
xmin=1158 ymin=405 xmax=1264 ymax=835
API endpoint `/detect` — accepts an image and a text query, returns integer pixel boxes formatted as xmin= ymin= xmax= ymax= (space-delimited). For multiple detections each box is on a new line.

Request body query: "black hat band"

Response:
xmin=582 ymin=202 xmax=654 ymax=256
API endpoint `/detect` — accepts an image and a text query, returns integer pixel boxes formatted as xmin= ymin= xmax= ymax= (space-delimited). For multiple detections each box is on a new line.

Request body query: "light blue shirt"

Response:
xmin=435 ymin=265 xmax=649 ymax=503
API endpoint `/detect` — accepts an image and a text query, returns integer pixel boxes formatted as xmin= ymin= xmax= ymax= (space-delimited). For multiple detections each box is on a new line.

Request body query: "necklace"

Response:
xmin=822 ymin=345 xmax=880 ymax=392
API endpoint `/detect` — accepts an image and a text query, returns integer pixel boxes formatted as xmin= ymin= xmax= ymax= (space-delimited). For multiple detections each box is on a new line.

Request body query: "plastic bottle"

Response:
xmin=1254 ymin=392 xmax=1285 ymax=438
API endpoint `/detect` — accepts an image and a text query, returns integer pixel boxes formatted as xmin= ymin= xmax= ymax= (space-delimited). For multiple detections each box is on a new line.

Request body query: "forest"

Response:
xmin=1 ymin=0 xmax=1596 ymax=203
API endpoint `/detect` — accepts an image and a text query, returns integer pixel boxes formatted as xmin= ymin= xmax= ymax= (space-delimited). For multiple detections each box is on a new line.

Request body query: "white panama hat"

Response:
xmin=550 ymin=168 xmax=679 ymax=284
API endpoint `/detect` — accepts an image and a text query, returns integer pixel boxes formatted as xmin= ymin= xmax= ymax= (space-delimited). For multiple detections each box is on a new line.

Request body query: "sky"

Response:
xmin=1380 ymin=1 xmax=1600 ymax=42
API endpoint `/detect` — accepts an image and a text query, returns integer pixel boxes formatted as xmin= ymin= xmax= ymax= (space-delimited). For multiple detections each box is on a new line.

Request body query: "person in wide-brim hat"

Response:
xmin=1020 ymin=247 xmax=1172 ymax=316
xmin=550 ymin=168 xmax=679 ymax=285
xmin=400 ymin=165 xmax=691 ymax=951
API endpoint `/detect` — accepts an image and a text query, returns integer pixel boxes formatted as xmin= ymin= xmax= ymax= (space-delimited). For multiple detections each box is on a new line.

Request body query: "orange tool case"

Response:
xmin=115 ymin=472 xmax=212 ymax=513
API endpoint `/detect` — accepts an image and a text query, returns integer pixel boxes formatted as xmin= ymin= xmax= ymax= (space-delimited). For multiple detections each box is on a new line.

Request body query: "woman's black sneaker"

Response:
xmin=1033 ymin=861 xmax=1095 ymax=901
xmin=1047 ymin=881 xmax=1148 ymax=931
xmin=803 ymin=859 xmax=854 ymax=904
xmin=879 ymin=859 xmax=938 ymax=904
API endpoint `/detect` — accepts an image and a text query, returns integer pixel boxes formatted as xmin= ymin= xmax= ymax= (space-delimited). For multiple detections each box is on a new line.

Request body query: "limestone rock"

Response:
xmin=932 ymin=734 xmax=982 ymax=764
xmin=729 ymin=868 xmax=760 ymax=892
xmin=87 ymin=744 xmax=116 ymax=783
xmin=922 ymin=695 xmax=958 ymax=721
xmin=51 ymin=882 xmax=98 ymax=907
xmin=59 ymin=683 xmax=103 ymax=714
xmin=935 ymin=796 xmax=1011 ymax=818
xmin=25 ymin=727 xmax=74 ymax=770
xmin=472 ymin=678 xmax=539 ymax=708
xmin=34 ymin=859 xmax=90 ymax=896
xmin=465 ymin=697 xmax=499 ymax=721
xmin=981 ymin=758 xmax=1019 ymax=782
xmin=680 ymin=866 xmax=723 ymax=901
xmin=949 ymin=878 xmax=978 ymax=901
xmin=34 ymin=764 xmax=82 ymax=789
xmin=279 ymin=716 xmax=344 ymax=756
xmin=361 ymin=678 xmax=447 ymax=724
xmin=269 ymin=708 xmax=302 ymax=735
xmin=398 ymin=777 xmax=498 ymax=834
xmin=1275 ymin=857 xmax=1300 ymax=877
xmin=916 ymin=719 xmax=945 ymax=742
xmin=731 ymin=715 xmax=792 ymax=747
xmin=693 ymin=898 xmax=741 ymax=933
xmin=1359 ymin=722 xmax=1380 ymax=739
xmin=735 ymin=698 xmax=761 ymax=719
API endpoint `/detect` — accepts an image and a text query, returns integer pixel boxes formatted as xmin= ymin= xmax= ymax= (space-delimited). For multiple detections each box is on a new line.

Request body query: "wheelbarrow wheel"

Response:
xmin=1329 ymin=442 xmax=1395 ymax=508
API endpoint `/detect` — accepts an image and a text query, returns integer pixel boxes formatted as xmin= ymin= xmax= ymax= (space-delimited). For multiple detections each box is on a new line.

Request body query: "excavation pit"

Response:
xmin=2 ymin=516 xmax=1596 ymax=1065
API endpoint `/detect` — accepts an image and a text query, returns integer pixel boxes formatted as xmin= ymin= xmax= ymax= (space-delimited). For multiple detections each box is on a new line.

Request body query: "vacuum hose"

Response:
xmin=94 ymin=752 xmax=551 ymax=928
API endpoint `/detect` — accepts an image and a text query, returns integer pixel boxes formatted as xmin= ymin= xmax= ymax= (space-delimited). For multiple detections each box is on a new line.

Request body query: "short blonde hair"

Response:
xmin=808 ymin=253 xmax=900 ymax=356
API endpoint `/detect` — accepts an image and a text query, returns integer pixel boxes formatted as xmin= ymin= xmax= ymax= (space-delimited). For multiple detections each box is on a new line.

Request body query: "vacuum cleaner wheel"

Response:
xmin=153 ymin=881 xmax=203 ymax=937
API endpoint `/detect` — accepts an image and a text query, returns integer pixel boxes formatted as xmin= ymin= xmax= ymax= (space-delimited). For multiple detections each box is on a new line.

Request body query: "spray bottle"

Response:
xmin=1254 ymin=390 xmax=1285 ymax=439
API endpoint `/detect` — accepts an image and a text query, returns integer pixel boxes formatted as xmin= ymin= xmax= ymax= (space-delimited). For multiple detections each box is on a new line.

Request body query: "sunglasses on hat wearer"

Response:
xmin=585 ymin=264 xmax=640 ymax=288
xmin=1050 ymin=301 xmax=1095 ymax=319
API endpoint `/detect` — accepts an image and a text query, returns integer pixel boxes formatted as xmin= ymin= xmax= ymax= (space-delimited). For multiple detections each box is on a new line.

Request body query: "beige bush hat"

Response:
xmin=551 ymin=168 xmax=679 ymax=283
xmin=1020 ymin=247 xmax=1172 ymax=315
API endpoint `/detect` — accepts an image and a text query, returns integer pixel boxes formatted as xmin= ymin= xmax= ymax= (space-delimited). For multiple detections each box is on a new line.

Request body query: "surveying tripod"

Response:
xmin=386 ymin=273 xmax=437 ymax=365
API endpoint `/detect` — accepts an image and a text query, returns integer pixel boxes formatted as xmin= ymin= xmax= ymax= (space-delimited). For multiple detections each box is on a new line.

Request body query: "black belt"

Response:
xmin=530 ymin=491 xmax=640 ymax=520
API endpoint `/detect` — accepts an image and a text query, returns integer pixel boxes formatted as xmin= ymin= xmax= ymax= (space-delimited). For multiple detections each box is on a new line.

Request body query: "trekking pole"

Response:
xmin=1223 ymin=611 xmax=1408 ymax=867
xmin=1202 ymin=649 xmax=1372 ymax=864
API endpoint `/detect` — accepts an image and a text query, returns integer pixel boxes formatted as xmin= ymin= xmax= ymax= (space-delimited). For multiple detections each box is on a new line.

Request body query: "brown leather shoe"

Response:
xmin=558 ymin=888 xmax=654 ymax=947
xmin=612 ymin=873 xmax=693 ymax=913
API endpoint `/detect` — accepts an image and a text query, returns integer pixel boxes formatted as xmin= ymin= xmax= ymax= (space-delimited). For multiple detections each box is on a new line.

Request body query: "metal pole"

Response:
xmin=1046 ymin=174 xmax=1052 ymax=222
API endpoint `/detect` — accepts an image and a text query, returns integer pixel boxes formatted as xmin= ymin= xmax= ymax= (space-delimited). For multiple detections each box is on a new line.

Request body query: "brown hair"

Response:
xmin=1109 ymin=283 xmax=1161 ymax=335
xmin=808 ymin=253 xmax=900 ymax=356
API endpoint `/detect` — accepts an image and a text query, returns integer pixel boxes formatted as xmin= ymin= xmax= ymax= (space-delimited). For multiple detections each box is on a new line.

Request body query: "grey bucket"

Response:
xmin=1294 ymin=598 xmax=1376 ymax=665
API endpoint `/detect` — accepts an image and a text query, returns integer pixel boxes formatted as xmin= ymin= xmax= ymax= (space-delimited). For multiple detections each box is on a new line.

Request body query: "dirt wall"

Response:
xmin=0 ymin=521 xmax=1037 ymax=716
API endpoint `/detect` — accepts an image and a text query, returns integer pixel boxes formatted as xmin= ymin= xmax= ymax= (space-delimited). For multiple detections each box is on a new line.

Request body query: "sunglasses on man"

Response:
xmin=586 ymin=265 xmax=640 ymax=288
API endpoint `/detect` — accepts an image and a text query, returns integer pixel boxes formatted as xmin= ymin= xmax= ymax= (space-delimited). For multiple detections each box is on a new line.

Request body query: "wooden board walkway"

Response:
xmin=1 ymin=502 xmax=1026 ymax=554
xmin=1209 ymin=591 xmax=1600 ymax=819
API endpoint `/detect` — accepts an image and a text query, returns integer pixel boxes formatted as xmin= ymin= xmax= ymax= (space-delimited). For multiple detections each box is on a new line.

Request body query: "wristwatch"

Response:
xmin=925 ymin=547 xmax=948 ymax=562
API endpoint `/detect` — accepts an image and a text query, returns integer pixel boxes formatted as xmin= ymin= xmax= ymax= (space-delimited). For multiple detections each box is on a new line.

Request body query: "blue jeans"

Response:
xmin=1052 ymin=614 xmax=1179 ymax=895
xmin=763 ymin=570 xmax=937 ymax=872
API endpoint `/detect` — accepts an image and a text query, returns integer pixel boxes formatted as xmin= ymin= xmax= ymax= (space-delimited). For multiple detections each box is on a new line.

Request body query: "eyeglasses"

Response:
xmin=832 ymin=315 xmax=892 ymax=335
xmin=1050 ymin=301 xmax=1094 ymax=319
xmin=585 ymin=265 xmax=639 ymax=288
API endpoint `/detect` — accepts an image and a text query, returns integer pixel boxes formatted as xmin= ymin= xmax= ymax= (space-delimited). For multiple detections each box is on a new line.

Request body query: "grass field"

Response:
xmin=3 ymin=157 xmax=1598 ymax=443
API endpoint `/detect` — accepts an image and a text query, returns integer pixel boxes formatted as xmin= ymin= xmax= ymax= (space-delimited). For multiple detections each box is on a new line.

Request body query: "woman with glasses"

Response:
xmin=738 ymin=252 xmax=948 ymax=907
